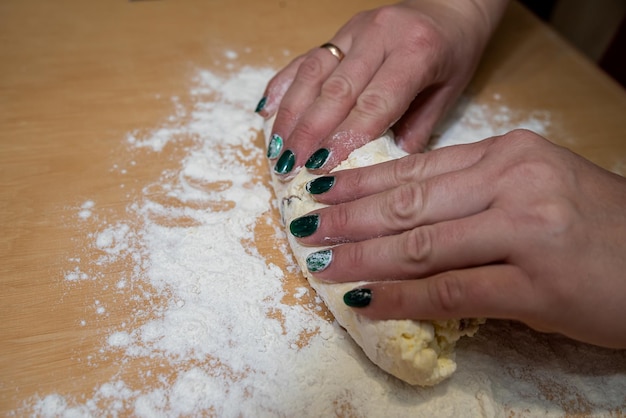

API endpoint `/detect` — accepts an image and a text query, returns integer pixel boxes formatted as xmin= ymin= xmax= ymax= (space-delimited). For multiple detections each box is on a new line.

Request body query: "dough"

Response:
xmin=264 ymin=122 xmax=483 ymax=386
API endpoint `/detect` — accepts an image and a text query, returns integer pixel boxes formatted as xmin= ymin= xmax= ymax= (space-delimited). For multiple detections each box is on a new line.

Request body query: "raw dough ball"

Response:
xmin=264 ymin=122 xmax=483 ymax=385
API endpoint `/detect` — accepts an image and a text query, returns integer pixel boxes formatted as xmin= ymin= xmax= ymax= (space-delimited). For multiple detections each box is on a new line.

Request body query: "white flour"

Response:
xmin=16 ymin=53 xmax=626 ymax=417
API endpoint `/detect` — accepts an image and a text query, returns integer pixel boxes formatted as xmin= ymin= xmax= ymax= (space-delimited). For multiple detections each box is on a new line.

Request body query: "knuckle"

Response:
xmin=327 ymin=205 xmax=351 ymax=240
xmin=392 ymin=155 xmax=423 ymax=184
xmin=321 ymin=73 xmax=354 ymax=104
xmin=290 ymin=118 xmax=318 ymax=143
xmin=402 ymin=227 xmax=433 ymax=265
xmin=508 ymin=159 xmax=557 ymax=186
xmin=386 ymin=184 xmax=422 ymax=227
xmin=275 ymin=105 xmax=299 ymax=127
xmin=529 ymin=199 xmax=576 ymax=238
xmin=367 ymin=6 xmax=397 ymax=27
xmin=508 ymin=128 xmax=545 ymax=142
xmin=404 ymin=24 xmax=441 ymax=55
xmin=297 ymin=55 xmax=326 ymax=84
xmin=491 ymin=129 xmax=547 ymax=152
xmin=354 ymin=89 xmax=392 ymax=120
xmin=342 ymin=168 xmax=370 ymax=199
xmin=492 ymin=132 xmax=563 ymax=190
xmin=491 ymin=130 xmax=578 ymax=239
xmin=428 ymin=272 xmax=465 ymax=313
xmin=344 ymin=242 xmax=366 ymax=271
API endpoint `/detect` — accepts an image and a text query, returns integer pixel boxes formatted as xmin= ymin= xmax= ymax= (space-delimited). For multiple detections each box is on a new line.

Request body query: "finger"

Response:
xmin=308 ymin=139 xmax=490 ymax=205
xmin=345 ymin=264 xmax=538 ymax=323
xmin=392 ymin=83 xmax=460 ymax=153
xmin=269 ymin=43 xmax=347 ymax=161
xmin=256 ymin=55 xmax=304 ymax=119
xmin=307 ymin=50 xmax=440 ymax=173
xmin=296 ymin=160 xmax=497 ymax=245
xmin=282 ymin=37 xmax=387 ymax=175
xmin=307 ymin=208 xmax=511 ymax=283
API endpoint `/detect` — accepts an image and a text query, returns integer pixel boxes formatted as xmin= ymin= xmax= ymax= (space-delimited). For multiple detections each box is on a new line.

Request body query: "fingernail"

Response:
xmin=255 ymin=96 xmax=267 ymax=113
xmin=274 ymin=150 xmax=295 ymax=174
xmin=305 ymin=148 xmax=329 ymax=170
xmin=306 ymin=249 xmax=332 ymax=273
xmin=343 ymin=288 xmax=372 ymax=308
xmin=267 ymin=134 xmax=283 ymax=159
xmin=289 ymin=214 xmax=319 ymax=238
xmin=306 ymin=176 xmax=335 ymax=195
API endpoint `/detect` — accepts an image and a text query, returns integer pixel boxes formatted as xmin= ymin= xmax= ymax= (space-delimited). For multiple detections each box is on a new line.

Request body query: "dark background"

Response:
xmin=519 ymin=0 xmax=625 ymax=89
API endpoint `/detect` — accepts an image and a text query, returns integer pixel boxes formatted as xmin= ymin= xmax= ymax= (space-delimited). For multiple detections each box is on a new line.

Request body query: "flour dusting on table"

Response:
xmin=16 ymin=52 xmax=626 ymax=417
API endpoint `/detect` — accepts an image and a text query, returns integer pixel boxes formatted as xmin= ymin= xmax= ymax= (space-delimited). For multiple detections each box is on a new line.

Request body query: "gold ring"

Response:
xmin=320 ymin=42 xmax=345 ymax=62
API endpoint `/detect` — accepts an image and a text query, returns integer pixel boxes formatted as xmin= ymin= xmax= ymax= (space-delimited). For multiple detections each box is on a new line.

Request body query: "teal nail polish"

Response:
xmin=344 ymin=288 xmax=372 ymax=308
xmin=306 ymin=249 xmax=332 ymax=273
xmin=305 ymin=148 xmax=329 ymax=170
xmin=255 ymin=96 xmax=267 ymax=113
xmin=289 ymin=214 xmax=319 ymax=238
xmin=274 ymin=150 xmax=295 ymax=174
xmin=267 ymin=134 xmax=283 ymax=159
xmin=306 ymin=176 xmax=335 ymax=195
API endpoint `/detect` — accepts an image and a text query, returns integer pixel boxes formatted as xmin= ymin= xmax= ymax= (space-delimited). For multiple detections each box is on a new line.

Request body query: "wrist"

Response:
xmin=400 ymin=0 xmax=508 ymax=43
xmin=468 ymin=0 xmax=509 ymax=39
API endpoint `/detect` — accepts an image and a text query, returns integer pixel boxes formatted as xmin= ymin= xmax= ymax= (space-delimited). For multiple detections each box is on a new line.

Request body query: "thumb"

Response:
xmin=393 ymin=85 xmax=459 ymax=154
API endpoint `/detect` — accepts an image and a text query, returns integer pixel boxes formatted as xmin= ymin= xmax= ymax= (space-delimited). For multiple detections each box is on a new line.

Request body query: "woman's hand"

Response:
xmin=258 ymin=0 xmax=508 ymax=179
xmin=290 ymin=130 xmax=626 ymax=348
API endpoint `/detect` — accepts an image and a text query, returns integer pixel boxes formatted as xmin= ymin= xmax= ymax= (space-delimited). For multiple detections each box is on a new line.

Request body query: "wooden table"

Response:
xmin=2 ymin=0 xmax=625 ymax=415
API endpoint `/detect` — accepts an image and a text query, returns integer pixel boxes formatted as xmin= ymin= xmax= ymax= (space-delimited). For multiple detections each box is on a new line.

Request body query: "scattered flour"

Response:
xmin=95 ymin=224 xmax=131 ymax=255
xmin=430 ymin=94 xmax=551 ymax=148
xmin=16 ymin=54 xmax=626 ymax=417
xmin=78 ymin=200 xmax=95 ymax=220
xmin=64 ymin=267 xmax=88 ymax=282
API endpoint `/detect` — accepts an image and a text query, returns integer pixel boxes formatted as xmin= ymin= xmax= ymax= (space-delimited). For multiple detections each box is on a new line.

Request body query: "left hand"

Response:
xmin=258 ymin=0 xmax=506 ymax=178
xmin=289 ymin=129 xmax=626 ymax=349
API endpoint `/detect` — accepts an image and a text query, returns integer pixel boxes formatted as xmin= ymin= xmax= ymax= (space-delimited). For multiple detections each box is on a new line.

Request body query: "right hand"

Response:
xmin=257 ymin=0 xmax=508 ymax=179
xmin=290 ymin=130 xmax=626 ymax=349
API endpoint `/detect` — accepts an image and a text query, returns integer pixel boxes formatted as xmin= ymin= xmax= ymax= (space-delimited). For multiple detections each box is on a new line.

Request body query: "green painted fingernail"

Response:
xmin=344 ymin=288 xmax=372 ymax=308
xmin=305 ymin=148 xmax=329 ymax=170
xmin=306 ymin=176 xmax=335 ymax=195
xmin=255 ymin=96 xmax=267 ymax=113
xmin=267 ymin=134 xmax=283 ymax=159
xmin=274 ymin=150 xmax=295 ymax=174
xmin=306 ymin=249 xmax=332 ymax=272
xmin=289 ymin=214 xmax=319 ymax=238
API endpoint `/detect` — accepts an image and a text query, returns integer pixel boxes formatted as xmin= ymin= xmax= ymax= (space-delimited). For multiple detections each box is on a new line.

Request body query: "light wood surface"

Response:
xmin=1 ymin=0 xmax=625 ymax=415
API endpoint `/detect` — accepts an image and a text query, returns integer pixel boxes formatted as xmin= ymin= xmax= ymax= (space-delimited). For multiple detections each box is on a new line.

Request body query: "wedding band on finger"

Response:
xmin=320 ymin=42 xmax=345 ymax=62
